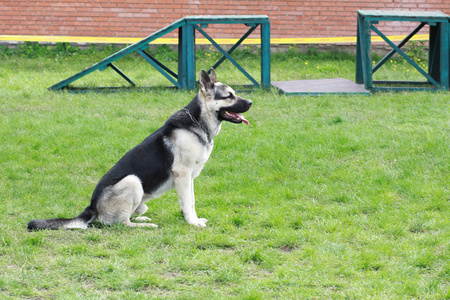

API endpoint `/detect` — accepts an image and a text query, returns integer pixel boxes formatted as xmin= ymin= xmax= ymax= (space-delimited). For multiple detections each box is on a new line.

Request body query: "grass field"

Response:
xmin=0 ymin=44 xmax=449 ymax=299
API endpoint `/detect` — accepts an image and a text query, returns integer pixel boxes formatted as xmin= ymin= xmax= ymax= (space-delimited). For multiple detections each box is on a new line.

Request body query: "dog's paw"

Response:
xmin=144 ymin=223 xmax=159 ymax=228
xmin=191 ymin=218 xmax=208 ymax=227
xmin=134 ymin=216 xmax=153 ymax=222
xmin=124 ymin=220 xmax=159 ymax=228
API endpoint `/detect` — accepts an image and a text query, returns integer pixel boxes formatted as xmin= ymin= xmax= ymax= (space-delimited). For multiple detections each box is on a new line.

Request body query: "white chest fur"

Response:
xmin=167 ymin=129 xmax=214 ymax=179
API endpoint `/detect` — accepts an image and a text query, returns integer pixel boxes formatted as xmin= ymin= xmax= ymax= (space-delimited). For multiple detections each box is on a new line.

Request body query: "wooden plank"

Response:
xmin=371 ymin=86 xmax=440 ymax=92
xmin=108 ymin=63 xmax=135 ymax=87
xmin=137 ymin=49 xmax=182 ymax=89
xmin=184 ymin=15 xmax=270 ymax=25
xmin=439 ymin=21 xmax=449 ymax=90
xmin=184 ymin=24 xmax=196 ymax=90
xmin=272 ymin=78 xmax=370 ymax=95
xmin=261 ymin=22 xmax=271 ymax=89
xmin=362 ymin=18 xmax=373 ymax=89
xmin=374 ymin=80 xmax=430 ymax=85
xmin=358 ymin=10 xmax=448 ymax=19
xmin=355 ymin=18 xmax=363 ymax=84
xmin=138 ymin=50 xmax=177 ymax=79
xmin=177 ymin=27 xmax=187 ymax=89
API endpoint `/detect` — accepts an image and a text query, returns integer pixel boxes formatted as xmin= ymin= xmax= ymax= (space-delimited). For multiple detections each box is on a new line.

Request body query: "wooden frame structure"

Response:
xmin=356 ymin=10 xmax=449 ymax=92
xmin=48 ymin=15 xmax=270 ymax=91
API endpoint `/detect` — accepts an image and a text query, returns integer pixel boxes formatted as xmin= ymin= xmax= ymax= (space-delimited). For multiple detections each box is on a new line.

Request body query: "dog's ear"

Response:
xmin=199 ymin=69 xmax=214 ymax=91
xmin=209 ymin=68 xmax=217 ymax=83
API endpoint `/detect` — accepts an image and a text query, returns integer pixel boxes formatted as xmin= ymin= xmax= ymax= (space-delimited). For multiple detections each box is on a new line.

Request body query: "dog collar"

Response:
xmin=184 ymin=108 xmax=201 ymax=127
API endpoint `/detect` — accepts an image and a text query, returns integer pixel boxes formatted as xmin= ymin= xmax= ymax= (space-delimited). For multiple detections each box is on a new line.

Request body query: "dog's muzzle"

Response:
xmin=219 ymin=97 xmax=252 ymax=125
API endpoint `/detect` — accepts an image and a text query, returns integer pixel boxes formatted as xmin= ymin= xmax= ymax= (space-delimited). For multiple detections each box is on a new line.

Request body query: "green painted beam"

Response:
xmin=108 ymin=63 xmax=135 ymax=87
xmin=260 ymin=22 xmax=271 ymax=89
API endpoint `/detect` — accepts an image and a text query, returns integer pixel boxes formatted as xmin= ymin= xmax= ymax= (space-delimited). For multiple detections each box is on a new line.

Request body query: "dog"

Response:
xmin=28 ymin=68 xmax=252 ymax=230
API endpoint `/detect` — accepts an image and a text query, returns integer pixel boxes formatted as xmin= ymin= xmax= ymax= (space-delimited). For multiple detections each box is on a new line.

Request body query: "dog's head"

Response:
xmin=199 ymin=68 xmax=252 ymax=125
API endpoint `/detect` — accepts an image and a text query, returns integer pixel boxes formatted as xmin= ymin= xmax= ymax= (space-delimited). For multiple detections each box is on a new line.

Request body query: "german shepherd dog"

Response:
xmin=28 ymin=69 xmax=252 ymax=230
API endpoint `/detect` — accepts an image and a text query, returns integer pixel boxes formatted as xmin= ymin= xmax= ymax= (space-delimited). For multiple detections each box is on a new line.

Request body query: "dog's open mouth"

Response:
xmin=220 ymin=111 xmax=249 ymax=125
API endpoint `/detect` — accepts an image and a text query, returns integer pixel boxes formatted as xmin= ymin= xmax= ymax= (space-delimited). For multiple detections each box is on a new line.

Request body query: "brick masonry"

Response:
xmin=0 ymin=0 xmax=449 ymax=42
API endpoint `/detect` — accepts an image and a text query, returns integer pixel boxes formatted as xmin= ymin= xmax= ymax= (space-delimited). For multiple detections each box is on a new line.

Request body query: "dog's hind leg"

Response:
xmin=97 ymin=175 xmax=158 ymax=228
xmin=133 ymin=203 xmax=155 ymax=224
xmin=132 ymin=200 xmax=160 ymax=225
xmin=134 ymin=203 xmax=148 ymax=215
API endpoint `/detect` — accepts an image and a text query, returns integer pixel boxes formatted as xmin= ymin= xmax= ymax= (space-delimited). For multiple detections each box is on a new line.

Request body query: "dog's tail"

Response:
xmin=27 ymin=206 xmax=97 ymax=230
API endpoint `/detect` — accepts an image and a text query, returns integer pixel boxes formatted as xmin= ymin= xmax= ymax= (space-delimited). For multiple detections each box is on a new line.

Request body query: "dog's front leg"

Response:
xmin=173 ymin=170 xmax=208 ymax=227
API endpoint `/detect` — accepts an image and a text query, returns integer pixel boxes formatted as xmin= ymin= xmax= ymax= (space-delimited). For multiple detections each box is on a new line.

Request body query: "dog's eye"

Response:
xmin=216 ymin=92 xmax=234 ymax=100
xmin=224 ymin=93 xmax=234 ymax=100
xmin=218 ymin=93 xmax=230 ymax=100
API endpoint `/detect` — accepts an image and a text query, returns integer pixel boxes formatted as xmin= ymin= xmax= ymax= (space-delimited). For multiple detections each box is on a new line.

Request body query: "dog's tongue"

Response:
xmin=232 ymin=112 xmax=249 ymax=125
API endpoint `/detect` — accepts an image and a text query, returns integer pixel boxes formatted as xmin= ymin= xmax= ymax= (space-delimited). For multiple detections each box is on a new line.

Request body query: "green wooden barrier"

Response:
xmin=48 ymin=15 xmax=270 ymax=91
xmin=355 ymin=10 xmax=449 ymax=92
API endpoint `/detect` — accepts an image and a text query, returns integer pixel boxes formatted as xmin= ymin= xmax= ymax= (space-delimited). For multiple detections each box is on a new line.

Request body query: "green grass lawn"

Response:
xmin=0 ymin=44 xmax=449 ymax=299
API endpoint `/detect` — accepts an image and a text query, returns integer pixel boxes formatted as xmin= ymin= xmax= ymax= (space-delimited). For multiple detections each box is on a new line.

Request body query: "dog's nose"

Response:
xmin=236 ymin=96 xmax=252 ymax=111
xmin=239 ymin=97 xmax=252 ymax=106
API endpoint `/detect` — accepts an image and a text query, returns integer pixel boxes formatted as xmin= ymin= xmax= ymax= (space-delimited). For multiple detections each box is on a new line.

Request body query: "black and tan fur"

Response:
xmin=28 ymin=69 xmax=252 ymax=230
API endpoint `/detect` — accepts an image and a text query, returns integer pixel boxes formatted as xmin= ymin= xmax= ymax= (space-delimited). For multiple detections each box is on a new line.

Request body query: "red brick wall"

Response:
xmin=1 ymin=0 xmax=449 ymax=40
